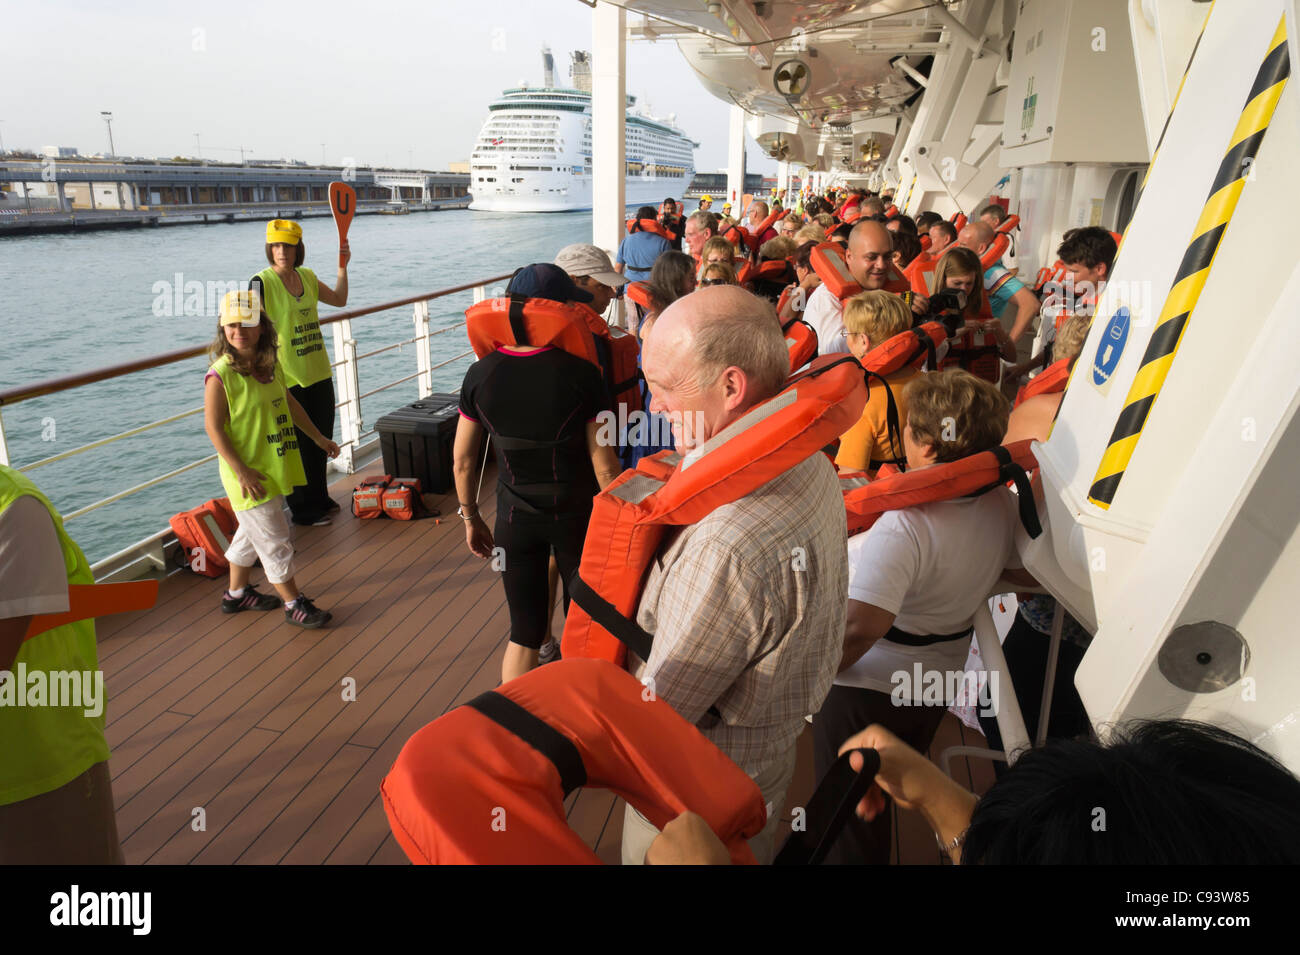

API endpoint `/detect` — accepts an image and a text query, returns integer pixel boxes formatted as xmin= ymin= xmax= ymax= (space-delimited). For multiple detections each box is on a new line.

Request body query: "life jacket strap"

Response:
xmin=464 ymin=690 xmax=588 ymax=797
xmin=883 ymin=625 xmax=973 ymax=647
xmin=989 ymin=444 xmax=1043 ymax=538
xmin=507 ymin=294 xmax=531 ymax=345
xmin=567 ymin=575 xmax=655 ymax=663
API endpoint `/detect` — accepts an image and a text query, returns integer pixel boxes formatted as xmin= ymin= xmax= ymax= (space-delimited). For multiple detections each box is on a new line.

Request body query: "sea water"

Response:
xmin=0 ymin=207 xmax=623 ymax=562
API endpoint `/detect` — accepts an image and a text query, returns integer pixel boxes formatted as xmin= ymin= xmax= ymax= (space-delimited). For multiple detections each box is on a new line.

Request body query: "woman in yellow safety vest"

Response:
xmin=252 ymin=219 xmax=349 ymax=526
xmin=204 ymin=290 xmax=339 ymax=629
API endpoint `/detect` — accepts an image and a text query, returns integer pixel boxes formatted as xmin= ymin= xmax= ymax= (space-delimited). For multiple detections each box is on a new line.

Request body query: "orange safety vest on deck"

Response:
xmin=380 ymin=658 xmax=768 ymax=865
xmin=560 ymin=354 xmax=867 ymax=667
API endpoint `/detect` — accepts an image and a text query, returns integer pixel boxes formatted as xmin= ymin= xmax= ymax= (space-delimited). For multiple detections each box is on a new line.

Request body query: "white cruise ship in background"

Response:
xmin=469 ymin=48 xmax=696 ymax=212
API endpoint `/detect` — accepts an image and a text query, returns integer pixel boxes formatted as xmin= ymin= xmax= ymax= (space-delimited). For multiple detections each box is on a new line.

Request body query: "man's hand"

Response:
xmin=909 ymin=292 xmax=929 ymax=315
xmin=645 ymin=812 xmax=732 ymax=865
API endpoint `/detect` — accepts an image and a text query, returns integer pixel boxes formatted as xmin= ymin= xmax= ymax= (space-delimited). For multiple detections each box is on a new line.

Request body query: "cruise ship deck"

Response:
xmin=98 ymin=466 xmax=996 ymax=866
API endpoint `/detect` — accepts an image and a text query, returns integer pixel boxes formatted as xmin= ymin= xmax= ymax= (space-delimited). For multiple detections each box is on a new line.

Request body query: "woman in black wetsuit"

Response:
xmin=452 ymin=264 xmax=623 ymax=683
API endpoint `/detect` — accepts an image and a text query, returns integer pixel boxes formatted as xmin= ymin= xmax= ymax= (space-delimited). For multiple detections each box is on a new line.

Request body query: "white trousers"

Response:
xmin=225 ymin=495 xmax=296 ymax=584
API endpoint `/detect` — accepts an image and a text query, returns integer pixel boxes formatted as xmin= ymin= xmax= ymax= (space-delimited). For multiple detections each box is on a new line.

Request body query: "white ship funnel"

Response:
xmin=1023 ymin=2 xmax=1300 ymax=768
xmin=542 ymin=46 xmax=555 ymax=88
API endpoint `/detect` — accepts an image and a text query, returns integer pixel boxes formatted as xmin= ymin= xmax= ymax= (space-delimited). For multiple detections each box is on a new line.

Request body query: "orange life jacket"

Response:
xmin=809 ymin=241 xmax=911 ymax=303
xmin=919 ymin=233 xmax=932 ymax=252
xmin=904 ymin=253 xmax=938 ymax=295
xmin=626 ymin=217 xmax=677 ymax=242
xmin=380 ymin=658 xmax=768 ymax=864
xmin=782 ymin=314 xmax=819 ymax=372
xmin=465 ymin=295 xmax=641 ymax=442
xmin=841 ymin=439 xmax=1042 ymax=538
xmin=950 ymin=212 xmax=968 ymax=231
xmin=169 ymin=497 xmax=238 ymax=578
xmin=997 ymin=214 xmax=1020 ymax=234
xmin=738 ymin=258 xmax=795 ymax=288
xmin=941 ymin=322 xmax=1003 ymax=383
xmin=741 ymin=207 xmax=784 ymax=252
xmin=884 ymin=205 xmax=899 ymax=218
xmin=560 ymin=355 xmax=867 ymax=667
xmin=980 ymin=234 xmax=1010 ymax=270
xmin=1015 ymin=358 xmax=1071 ymax=407
xmin=850 ymin=323 xmax=947 ymax=470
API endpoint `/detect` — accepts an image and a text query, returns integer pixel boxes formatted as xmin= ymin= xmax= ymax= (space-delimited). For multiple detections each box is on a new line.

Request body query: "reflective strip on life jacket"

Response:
xmin=842 ymin=440 xmax=1042 ymax=539
xmin=561 ymin=354 xmax=868 ymax=666
xmin=941 ymin=325 xmax=1003 ymax=383
xmin=169 ymin=497 xmax=239 ymax=577
xmin=380 ymin=658 xmax=768 ymax=864
xmin=1015 ymin=358 xmax=1071 ymax=407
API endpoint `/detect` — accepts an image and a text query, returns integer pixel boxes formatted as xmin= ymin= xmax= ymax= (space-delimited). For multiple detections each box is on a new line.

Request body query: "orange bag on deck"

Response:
xmin=169 ymin=497 xmax=238 ymax=577
xmin=352 ymin=474 xmax=391 ymax=519
xmin=561 ymin=354 xmax=866 ymax=667
xmin=381 ymin=478 xmax=422 ymax=521
xmin=380 ymin=658 xmax=767 ymax=865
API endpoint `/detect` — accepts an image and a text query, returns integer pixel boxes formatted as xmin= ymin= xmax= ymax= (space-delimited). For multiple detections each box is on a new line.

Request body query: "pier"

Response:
xmin=0 ymin=159 xmax=471 ymax=235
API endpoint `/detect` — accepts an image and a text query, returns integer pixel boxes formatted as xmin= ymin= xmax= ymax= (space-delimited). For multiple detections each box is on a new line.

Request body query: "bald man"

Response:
xmin=957 ymin=220 xmax=1041 ymax=383
xmin=802 ymin=220 xmax=929 ymax=357
xmin=622 ymin=285 xmax=849 ymax=865
xmin=746 ymin=200 xmax=778 ymax=246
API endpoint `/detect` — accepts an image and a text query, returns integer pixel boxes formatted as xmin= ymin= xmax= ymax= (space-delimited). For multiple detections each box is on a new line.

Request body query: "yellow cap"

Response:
xmin=700 ymin=194 xmax=713 ymax=202
xmin=266 ymin=219 xmax=303 ymax=245
xmin=219 ymin=289 xmax=263 ymax=327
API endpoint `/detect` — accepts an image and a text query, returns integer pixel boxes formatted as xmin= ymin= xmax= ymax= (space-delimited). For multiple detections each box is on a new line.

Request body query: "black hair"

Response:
xmin=963 ymin=720 xmax=1300 ymax=864
xmin=1056 ymin=226 xmax=1117 ymax=276
xmin=891 ymin=230 xmax=922 ymax=268
xmin=930 ymin=220 xmax=958 ymax=243
xmin=978 ymin=203 xmax=1008 ymax=223
xmin=915 ymin=211 xmax=943 ymax=231
xmin=831 ymin=222 xmax=854 ymax=244
xmin=887 ymin=214 xmax=918 ymax=235
xmin=635 ymin=205 xmax=658 ymax=221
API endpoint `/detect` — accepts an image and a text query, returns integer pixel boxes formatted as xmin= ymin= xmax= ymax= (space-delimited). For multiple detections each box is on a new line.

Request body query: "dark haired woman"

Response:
xmin=204 ymin=291 xmax=339 ymax=628
xmin=252 ymin=219 xmax=349 ymax=525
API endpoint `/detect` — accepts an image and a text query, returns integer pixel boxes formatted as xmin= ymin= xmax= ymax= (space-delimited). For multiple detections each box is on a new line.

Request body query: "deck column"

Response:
xmin=591 ymin=1 xmax=626 ymax=262
xmin=726 ymin=104 xmax=745 ymax=208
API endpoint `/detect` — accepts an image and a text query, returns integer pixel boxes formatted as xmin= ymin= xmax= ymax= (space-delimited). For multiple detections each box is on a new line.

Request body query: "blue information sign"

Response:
xmin=1092 ymin=306 xmax=1131 ymax=387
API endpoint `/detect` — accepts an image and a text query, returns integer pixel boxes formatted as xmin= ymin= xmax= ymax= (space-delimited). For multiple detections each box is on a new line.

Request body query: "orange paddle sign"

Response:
xmin=24 ymin=580 xmax=160 ymax=642
xmin=329 ymin=181 xmax=356 ymax=269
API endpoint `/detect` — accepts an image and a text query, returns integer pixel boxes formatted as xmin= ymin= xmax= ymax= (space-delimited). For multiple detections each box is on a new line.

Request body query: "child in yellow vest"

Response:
xmin=204 ymin=290 xmax=339 ymax=628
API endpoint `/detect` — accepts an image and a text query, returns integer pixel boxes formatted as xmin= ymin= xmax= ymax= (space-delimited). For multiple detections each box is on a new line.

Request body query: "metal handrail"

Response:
xmin=0 ymin=272 xmax=513 ymax=407
xmin=19 ymin=405 xmax=205 ymax=473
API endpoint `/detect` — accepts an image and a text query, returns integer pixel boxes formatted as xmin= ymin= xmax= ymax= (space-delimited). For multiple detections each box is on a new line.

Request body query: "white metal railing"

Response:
xmin=0 ymin=272 xmax=513 ymax=576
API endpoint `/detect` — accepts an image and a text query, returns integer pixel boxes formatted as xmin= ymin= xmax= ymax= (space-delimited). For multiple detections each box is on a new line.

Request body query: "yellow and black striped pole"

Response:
xmin=902 ymin=173 xmax=918 ymax=213
xmin=1115 ymin=2 xmax=1214 ymax=263
xmin=1089 ymin=18 xmax=1290 ymax=509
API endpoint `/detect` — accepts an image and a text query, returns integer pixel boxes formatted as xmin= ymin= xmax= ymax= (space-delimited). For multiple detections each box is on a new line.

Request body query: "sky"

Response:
xmin=4 ymin=0 xmax=775 ymax=174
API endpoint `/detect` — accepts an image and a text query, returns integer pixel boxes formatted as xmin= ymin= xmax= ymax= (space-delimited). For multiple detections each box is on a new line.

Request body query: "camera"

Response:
xmin=924 ymin=289 xmax=967 ymax=335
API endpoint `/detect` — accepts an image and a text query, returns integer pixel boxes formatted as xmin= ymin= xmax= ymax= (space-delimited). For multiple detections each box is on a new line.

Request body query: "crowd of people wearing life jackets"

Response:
xmin=421 ymin=189 xmax=1300 ymax=866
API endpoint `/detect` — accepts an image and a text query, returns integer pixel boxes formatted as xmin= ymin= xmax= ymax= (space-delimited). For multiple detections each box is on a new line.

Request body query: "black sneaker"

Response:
xmin=538 ymin=638 xmax=561 ymax=664
xmin=324 ymin=498 xmax=341 ymax=513
xmin=221 ymin=584 xmax=282 ymax=614
xmin=285 ymin=595 xmax=332 ymax=629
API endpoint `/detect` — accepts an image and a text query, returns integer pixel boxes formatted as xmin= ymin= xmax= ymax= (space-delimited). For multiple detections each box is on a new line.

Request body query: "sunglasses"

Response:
xmin=700 ymin=278 xmax=730 ymax=286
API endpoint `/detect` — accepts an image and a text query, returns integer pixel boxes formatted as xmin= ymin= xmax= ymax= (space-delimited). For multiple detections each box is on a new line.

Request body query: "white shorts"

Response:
xmin=225 ymin=496 xmax=296 ymax=584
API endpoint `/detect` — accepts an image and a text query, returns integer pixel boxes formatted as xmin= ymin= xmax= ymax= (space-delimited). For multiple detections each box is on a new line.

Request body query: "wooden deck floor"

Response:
xmin=97 ymin=470 xmax=998 ymax=865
